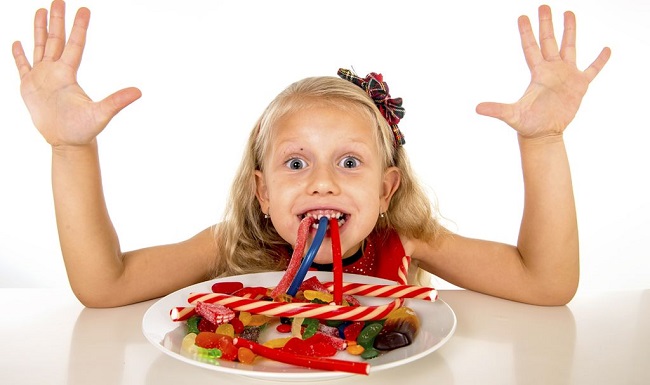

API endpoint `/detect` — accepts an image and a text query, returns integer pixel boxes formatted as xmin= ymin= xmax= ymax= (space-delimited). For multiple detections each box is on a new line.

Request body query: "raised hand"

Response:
xmin=12 ymin=0 xmax=141 ymax=147
xmin=476 ymin=5 xmax=611 ymax=138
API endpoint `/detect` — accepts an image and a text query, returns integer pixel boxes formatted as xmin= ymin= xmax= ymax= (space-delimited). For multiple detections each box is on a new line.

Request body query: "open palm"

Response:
xmin=12 ymin=1 xmax=140 ymax=147
xmin=477 ymin=6 xmax=611 ymax=138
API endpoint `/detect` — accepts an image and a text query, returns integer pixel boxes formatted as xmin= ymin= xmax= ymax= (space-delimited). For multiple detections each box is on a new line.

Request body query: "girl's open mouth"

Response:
xmin=300 ymin=210 xmax=348 ymax=229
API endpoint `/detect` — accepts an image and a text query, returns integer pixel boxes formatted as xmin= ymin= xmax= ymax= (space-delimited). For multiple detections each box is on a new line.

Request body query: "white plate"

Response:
xmin=142 ymin=271 xmax=456 ymax=381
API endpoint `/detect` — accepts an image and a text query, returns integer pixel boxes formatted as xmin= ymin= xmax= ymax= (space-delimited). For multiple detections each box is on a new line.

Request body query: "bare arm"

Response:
xmin=13 ymin=1 xmax=215 ymax=307
xmin=411 ymin=6 xmax=610 ymax=305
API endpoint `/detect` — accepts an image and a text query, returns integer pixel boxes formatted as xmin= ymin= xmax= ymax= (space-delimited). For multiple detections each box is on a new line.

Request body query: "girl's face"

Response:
xmin=255 ymin=105 xmax=400 ymax=263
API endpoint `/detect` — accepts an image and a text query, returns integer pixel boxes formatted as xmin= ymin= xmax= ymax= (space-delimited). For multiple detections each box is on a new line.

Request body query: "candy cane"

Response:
xmin=187 ymin=292 xmax=404 ymax=321
xmin=323 ymin=282 xmax=438 ymax=301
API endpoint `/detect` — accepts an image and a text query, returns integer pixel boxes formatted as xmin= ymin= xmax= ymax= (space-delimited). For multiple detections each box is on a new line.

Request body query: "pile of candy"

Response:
xmin=169 ymin=216 xmax=437 ymax=375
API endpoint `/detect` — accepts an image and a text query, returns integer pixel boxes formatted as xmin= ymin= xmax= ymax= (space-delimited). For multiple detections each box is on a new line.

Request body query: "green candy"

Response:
xmin=186 ymin=315 xmax=201 ymax=335
xmin=357 ymin=322 xmax=383 ymax=349
xmin=361 ymin=347 xmax=380 ymax=360
xmin=302 ymin=318 xmax=319 ymax=339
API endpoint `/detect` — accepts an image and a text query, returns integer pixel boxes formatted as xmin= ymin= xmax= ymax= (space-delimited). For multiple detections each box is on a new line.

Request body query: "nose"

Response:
xmin=307 ymin=164 xmax=340 ymax=195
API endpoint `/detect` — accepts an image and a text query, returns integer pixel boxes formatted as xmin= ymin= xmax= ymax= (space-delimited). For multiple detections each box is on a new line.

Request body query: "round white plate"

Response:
xmin=142 ymin=271 xmax=456 ymax=381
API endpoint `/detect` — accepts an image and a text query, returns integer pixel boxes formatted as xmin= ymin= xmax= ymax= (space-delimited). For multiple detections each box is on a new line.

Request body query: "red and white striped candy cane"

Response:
xmin=323 ymin=282 xmax=437 ymax=301
xmin=187 ymin=292 xmax=405 ymax=321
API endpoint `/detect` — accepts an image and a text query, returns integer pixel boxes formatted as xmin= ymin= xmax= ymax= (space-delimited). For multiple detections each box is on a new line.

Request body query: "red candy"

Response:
xmin=195 ymin=332 xmax=220 ymax=349
xmin=276 ymin=324 xmax=292 ymax=333
xmin=299 ymin=276 xmax=330 ymax=293
xmin=211 ymin=281 xmax=244 ymax=294
xmin=215 ymin=334 xmax=238 ymax=361
xmin=195 ymin=301 xmax=236 ymax=325
xmin=197 ymin=317 xmax=217 ymax=333
xmin=343 ymin=321 xmax=364 ymax=341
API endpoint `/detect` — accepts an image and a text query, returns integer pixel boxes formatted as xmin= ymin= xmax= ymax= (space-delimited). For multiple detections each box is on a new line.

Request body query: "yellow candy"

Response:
xmin=263 ymin=337 xmax=293 ymax=348
xmin=291 ymin=317 xmax=305 ymax=338
xmin=215 ymin=323 xmax=235 ymax=338
xmin=248 ymin=314 xmax=272 ymax=326
xmin=303 ymin=290 xmax=333 ymax=303
xmin=238 ymin=311 xmax=252 ymax=326
xmin=180 ymin=333 xmax=198 ymax=358
xmin=346 ymin=344 xmax=365 ymax=356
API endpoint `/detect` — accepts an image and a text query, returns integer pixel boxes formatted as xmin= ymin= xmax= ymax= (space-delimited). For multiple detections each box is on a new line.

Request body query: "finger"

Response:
xmin=97 ymin=87 xmax=143 ymax=124
xmin=33 ymin=8 xmax=48 ymax=64
xmin=42 ymin=0 xmax=66 ymax=61
xmin=584 ymin=47 xmax=612 ymax=83
xmin=560 ymin=11 xmax=577 ymax=65
xmin=518 ymin=15 xmax=543 ymax=71
xmin=476 ymin=102 xmax=515 ymax=125
xmin=61 ymin=7 xmax=90 ymax=70
xmin=12 ymin=41 xmax=32 ymax=79
xmin=538 ymin=5 xmax=561 ymax=61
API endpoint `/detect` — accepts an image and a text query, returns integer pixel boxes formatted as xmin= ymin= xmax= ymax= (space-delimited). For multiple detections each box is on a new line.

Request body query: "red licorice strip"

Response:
xmin=329 ymin=218 xmax=343 ymax=305
xmin=270 ymin=216 xmax=316 ymax=298
xmin=233 ymin=338 xmax=369 ymax=375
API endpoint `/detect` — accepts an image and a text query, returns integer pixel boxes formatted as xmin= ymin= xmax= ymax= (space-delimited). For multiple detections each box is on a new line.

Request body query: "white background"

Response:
xmin=1 ymin=0 xmax=648 ymax=296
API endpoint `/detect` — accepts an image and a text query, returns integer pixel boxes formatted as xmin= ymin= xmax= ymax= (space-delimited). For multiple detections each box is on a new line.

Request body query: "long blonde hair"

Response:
xmin=211 ymin=76 xmax=445 ymax=279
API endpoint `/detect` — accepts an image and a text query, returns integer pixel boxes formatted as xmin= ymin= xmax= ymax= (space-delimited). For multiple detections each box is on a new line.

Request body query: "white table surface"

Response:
xmin=1 ymin=287 xmax=648 ymax=385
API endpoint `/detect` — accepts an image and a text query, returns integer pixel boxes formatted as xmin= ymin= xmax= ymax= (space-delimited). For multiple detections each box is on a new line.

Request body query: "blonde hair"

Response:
xmin=211 ymin=76 xmax=445 ymax=280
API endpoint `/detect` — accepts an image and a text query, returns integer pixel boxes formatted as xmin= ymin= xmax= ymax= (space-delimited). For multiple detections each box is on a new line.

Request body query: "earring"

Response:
xmin=264 ymin=213 xmax=271 ymax=219
xmin=380 ymin=212 xmax=385 ymax=218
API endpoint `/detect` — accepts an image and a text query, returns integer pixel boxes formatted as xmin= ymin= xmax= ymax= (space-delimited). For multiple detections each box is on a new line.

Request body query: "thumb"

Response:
xmin=97 ymin=87 xmax=142 ymax=123
xmin=476 ymin=101 xmax=514 ymax=123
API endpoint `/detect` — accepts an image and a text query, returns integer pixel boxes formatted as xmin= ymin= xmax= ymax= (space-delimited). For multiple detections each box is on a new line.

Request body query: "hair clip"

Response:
xmin=337 ymin=68 xmax=406 ymax=147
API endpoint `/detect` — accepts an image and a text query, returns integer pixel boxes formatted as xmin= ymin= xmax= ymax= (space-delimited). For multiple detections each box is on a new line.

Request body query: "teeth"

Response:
xmin=302 ymin=211 xmax=347 ymax=229
xmin=305 ymin=212 xmax=343 ymax=220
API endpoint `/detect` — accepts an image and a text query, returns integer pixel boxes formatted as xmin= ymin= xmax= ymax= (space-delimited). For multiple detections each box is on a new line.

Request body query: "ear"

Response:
xmin=380 ymin=166 xmax=401 ymax=212
xmin=254 ymin=170 xmax=270 ymax=214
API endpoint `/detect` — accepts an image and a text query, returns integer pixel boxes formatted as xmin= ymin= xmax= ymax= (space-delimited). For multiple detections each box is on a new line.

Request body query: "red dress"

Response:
xmin=309 ymin=229 xmax=411 ymax=285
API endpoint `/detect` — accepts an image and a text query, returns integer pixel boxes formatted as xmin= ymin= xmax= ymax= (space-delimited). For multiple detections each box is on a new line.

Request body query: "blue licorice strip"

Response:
xmin=286 ymin=216 xmax=329 ymax=296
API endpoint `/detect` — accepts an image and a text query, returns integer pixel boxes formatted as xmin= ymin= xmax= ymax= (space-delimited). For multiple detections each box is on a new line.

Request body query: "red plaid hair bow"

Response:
xmin=337 ymin=68 xmax=406 ymax=147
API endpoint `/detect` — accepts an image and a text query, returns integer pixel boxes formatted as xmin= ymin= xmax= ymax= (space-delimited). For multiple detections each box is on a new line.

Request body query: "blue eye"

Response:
xmin=286 ymin=158 xmax=307 ymax=170
xmin=339 ymin=156 xmax=360 ymax=169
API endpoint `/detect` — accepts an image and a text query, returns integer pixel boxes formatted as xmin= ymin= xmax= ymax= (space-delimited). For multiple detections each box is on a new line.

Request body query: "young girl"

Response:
xmin=12 ymin=1 xmax=610 ymax=307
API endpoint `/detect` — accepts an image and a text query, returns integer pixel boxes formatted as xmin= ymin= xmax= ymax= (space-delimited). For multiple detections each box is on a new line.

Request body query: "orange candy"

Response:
xmin=237 ymin=347 xmax=257 ymax=364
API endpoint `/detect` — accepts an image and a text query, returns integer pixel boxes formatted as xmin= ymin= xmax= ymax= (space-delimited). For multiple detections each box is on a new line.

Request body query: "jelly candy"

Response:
xmin=360 ymin=347 xmax=379 ymax=359
xmin=186 ymin=315 xmax=201 ymax=334
xmin=214 ymin=334 xmax=238 ymax=361
xmin=346 ymin=343 xmax=365 ymax=356
xmin=215 ymin=323 xmax=235 ymax=338
xmin=237 ymin=347 xmax=256 ymax=364
xmin=197 ymin=317 xmax=217 ymax=333
xmin=373 ymin=306 xmax=420 ymax=351
xmin=298 ymin=276 xmax=330 ymax=293
xmin=230 ymin=317 xmax=245 ymax=334
xmin=357 ymin=322 xmax=383 ymax=349
xmin=263 ymin=337 xmax=292 ymax=348
xmin=311 ymin=341 xmax=337 ymax=357
xmin=301 ymin=318 xmax=319 ymax=339
xmin=342 ymin=321 xmax=364 ymax=341
xmin=303 ymin=290 xmax=333 ymax=303
xmin=317 ymin=323 xmax=340 ymax=338
xmin=309 ymin=331 xmax=347 ymax=351
xmin=281 ymin=337 xmax=311 ymax=355
xmin=195 ymin=332 xmax=221 ymax=349
xmin=240 ymin=326 xmax=263 ymax=342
